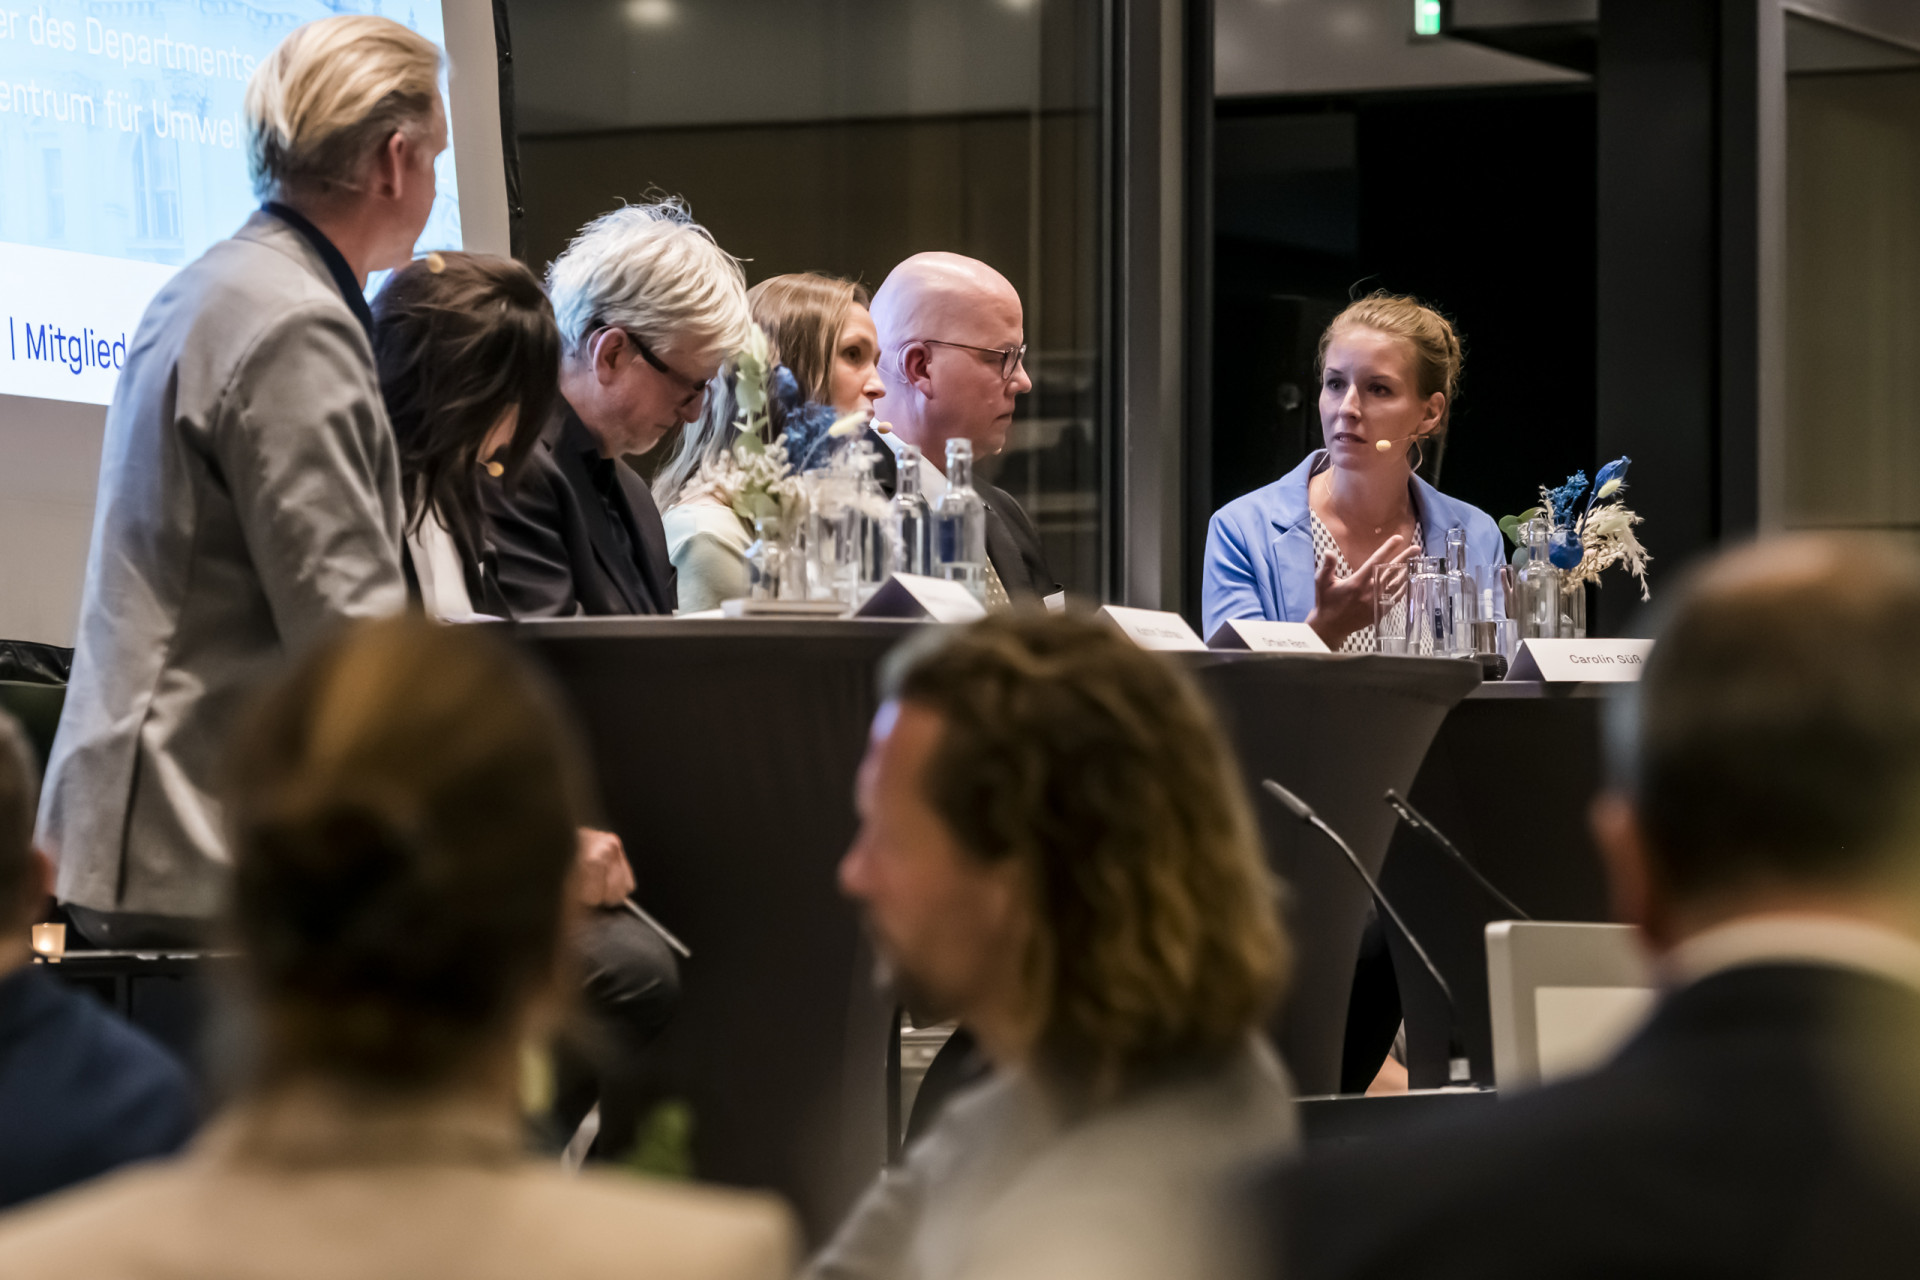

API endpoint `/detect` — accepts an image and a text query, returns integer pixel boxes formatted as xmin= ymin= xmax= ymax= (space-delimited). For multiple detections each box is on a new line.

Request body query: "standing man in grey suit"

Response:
xmin=868 ymin=252 xmax=1063 ymax=607
xmin=481 ymin=200 xmax=754 ymax=618
xmin=36 ymin=16 xmax=446 ymax=948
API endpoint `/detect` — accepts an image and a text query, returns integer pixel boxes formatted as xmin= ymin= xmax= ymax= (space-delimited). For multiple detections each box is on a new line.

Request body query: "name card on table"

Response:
xmin=1099 ymin=605 xmax=1207 ymax=651
xmin=855 ymin=573 xmax=989 ymax=624
xmin=1507 ymin=638 xmax=1654 ymax=682
xmin=1205 ymin=619 xmax=1331 ymax=654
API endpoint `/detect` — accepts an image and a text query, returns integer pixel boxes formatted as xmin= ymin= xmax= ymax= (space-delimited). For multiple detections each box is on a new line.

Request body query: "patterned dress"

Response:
xmin=1308 ymin=511 xmax=1421 ymax=654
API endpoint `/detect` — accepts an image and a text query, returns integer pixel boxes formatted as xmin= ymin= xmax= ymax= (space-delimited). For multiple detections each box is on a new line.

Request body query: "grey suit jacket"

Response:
xmin=37 ymin=211 xmax=406 ymax=919
xmin=809 ymin=1036 xmax=1297 ymax=1280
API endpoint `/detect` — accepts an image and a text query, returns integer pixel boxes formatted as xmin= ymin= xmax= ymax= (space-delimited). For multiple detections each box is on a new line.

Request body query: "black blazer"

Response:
xmin=482 ymin=406 xmax=677 ymax=617
xmin=865 ymin=427 xmax=1062 ymax=604
xmin=1258 ymin=963 xmax=1920 ymax=1279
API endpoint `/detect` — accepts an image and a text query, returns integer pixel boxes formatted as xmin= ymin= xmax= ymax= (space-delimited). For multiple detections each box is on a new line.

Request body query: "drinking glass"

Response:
xmin=1374 ymin=560 xmax=1412 ymax=655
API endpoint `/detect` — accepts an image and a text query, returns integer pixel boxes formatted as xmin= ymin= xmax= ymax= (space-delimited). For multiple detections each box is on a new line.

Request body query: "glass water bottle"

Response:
xmin=933 ymin=438 xmax=988 ymax=602
xmin=850 ymin=442 xmax=891 ymax=601
xmin=1444 ymin=525 xmax=1476 ymax=652
xmin=889 ymin=442 xmax=931 ymax=576
xmin=1517 ymin=517 xmax=1562 ymax=640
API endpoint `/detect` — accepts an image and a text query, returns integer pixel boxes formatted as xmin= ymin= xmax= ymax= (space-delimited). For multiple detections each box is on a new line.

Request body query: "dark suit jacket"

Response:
xmin=1260 ymin=963 xmax=1920 ymax=1279
xmin=0 ymin=966 xmax=196 ymax=1208
xmin=481 ymin=406 xmax=676 ymax=617
xmin=865 ymin=428 xmax=1062 ymax=604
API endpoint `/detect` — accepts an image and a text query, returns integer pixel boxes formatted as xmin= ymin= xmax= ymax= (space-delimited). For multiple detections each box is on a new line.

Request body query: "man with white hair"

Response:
xmin=867 ymin=252 xmax=1061 ymax=606
xmin=38 ymin=15 xmax=445 ymax=947
xmin=483 ymin=200 xmax=753 ymax=617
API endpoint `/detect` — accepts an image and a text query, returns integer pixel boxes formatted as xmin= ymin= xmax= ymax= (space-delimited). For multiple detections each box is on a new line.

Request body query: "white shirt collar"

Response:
xmin=1664 ymin=913 xmax=1920 ymax=994
xmin=876 ymin=426 xmax=948 ymax=500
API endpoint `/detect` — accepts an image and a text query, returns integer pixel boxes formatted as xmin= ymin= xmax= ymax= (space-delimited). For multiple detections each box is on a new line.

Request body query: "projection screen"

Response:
xmin=0 ymin=0 xmax=508 ymax=644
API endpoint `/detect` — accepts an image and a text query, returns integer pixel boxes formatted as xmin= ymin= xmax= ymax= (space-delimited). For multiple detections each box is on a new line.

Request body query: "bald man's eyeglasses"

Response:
xmin=917 ymin=339 xmax=1028 ymax=383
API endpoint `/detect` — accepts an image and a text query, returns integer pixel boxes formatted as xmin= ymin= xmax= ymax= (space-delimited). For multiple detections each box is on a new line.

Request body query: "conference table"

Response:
xmin=514 ymin=617 xmax=1612 ymax=1242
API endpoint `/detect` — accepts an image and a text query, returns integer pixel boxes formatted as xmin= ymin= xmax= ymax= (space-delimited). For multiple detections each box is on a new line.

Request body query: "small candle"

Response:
xmin=30 ymin=923 xmax=65 ymax=962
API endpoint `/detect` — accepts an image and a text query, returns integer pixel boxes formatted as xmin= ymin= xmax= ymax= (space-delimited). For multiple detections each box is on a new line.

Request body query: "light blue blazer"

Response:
xmin=1202 ymin=450 xmax=1506 ymax=639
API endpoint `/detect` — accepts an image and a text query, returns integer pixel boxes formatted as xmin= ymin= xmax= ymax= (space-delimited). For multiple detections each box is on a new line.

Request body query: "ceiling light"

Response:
xmin=626 ymin=0 xmax=677 ymax=29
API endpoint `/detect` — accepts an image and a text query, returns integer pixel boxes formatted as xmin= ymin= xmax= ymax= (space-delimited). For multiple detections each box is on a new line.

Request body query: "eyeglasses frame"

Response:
xmin=913 ymin=338 xmax=1029 ymax=384
xmin=588 ymin=321 xmax=710 ymax=412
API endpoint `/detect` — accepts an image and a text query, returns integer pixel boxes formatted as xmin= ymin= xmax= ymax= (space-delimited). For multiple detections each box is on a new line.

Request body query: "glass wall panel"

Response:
xmin=503 ymin=0 xmax=1108 ymax=593
xmin=1785 ymin=50 xmax=1920 ymax=538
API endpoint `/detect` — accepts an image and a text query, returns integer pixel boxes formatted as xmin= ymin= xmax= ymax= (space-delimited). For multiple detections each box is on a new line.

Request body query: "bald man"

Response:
xmin=867 ymin=252 xmax=1061 ymax=605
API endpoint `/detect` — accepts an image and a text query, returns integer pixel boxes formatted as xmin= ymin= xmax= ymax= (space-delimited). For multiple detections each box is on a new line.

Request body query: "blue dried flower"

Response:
xmin=1548 ymin=525 xmax=1584 ymax=570
xmin=769 ymin=365 xmax=805 ymax=418
xmin=779 ymin=402 xmax=847 ymax=472
xmin=1546 ymin=472 xmax=1588 ymax=529
xmin=1589 ymin=456 xmax=1631 ymax=507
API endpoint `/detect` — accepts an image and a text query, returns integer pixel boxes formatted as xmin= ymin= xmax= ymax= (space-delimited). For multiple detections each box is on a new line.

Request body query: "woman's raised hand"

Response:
xmin=1306 ymin=534 xmax=1415 ymax=649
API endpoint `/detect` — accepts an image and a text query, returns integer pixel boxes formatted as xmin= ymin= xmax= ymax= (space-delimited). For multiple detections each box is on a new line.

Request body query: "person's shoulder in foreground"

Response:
xmin=1251 ymin=530 xmax=1920 ymax=1280
xmin=0 ymin=706 xmax=196 ymax=1211
xmin=1263 ymin=961 xmax=1920 ymax=1279
xmin=812 ymin=611 xmax=1294 ymax=1280
xmin=0 ymin=1140 xmax=794 ymax=1280
xmin=0 ymin=965 xmax=196 ymax=1210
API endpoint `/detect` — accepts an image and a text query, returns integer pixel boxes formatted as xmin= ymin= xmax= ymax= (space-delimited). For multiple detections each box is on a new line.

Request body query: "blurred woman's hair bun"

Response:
xmin=224 ymin=615 xmax=587 ymax=1089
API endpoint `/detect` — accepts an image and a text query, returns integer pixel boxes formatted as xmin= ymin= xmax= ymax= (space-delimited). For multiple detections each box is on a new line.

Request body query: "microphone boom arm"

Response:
xmin=1261 ymin=779 xmax=1471 ymax=1085
xmin=1385 ymin=789 xmax=1532 ymax=921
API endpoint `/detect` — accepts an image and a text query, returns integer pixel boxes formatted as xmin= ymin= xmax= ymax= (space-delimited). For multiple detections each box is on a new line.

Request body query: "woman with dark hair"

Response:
xmin=372 ymin=251 xmax=561 ymax=619
xmin=373 ymin=250 xmax=683 ymax=1150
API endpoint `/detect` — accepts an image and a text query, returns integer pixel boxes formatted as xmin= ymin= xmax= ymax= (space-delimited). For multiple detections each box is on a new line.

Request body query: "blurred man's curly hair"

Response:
xmin=883 ymin=613 xmax=1288 ymax=1106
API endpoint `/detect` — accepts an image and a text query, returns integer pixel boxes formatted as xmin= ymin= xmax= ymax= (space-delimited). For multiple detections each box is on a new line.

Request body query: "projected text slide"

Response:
xmin=0 ymin=1 xmax=460 ymax=405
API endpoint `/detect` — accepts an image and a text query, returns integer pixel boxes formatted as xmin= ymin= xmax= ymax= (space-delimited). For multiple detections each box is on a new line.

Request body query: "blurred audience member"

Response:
xmin=38 ymin=15 xmax=443 ymax=949
xmin=0 ymin=618 xmax=793 ymax=1278
xmin=0 ymin=711 xmax=195 ymax=1209
xmin=372 ymin=251 xmax=560 ymax=621
xmin=1261 ymin=533 xmax=1920 ymax=1279
xmin=653 ymin=272 xmax=885 ymax=612
xmin=811 ymin=614 xmax=1294 ymax=1280
xmin=868 ymin=253 xmax=1061 ymax=606
xmin=483 ymin=200 xmax=753 ymax=617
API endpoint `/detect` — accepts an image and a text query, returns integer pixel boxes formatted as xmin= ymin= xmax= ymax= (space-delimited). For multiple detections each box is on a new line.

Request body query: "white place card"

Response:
xmin=1507 ymin=638 xmax=1654 ymax=682
xmin=1099 ymin=605 xmax=1207 ymax=651
xmin=1205 ymin=619 xmax=1331 ymax=654
xmin=855 ymin=573 xmax=989 ymax=624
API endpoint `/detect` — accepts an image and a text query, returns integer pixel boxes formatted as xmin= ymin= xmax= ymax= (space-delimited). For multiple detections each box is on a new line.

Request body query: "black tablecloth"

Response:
xmin=516 ymin=620 xmax=1495 ymax=1234
xmin=517 ymin=619 xmax=907 ymax=1242
xmin=1189 ymin=653 xmax=1482 ymax=1095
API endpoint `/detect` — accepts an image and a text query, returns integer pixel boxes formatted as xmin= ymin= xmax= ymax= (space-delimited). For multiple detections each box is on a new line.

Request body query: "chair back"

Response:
xmin=1486 ymin=920 xmax=1655 ymax=1092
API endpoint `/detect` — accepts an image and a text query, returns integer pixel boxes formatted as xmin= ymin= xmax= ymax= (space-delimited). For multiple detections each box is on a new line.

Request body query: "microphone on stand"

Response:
xmin=1261 ymin=779 xmax=1472 ymax=1086
xmin=1384 ymin=789 xmax=1532 ymax=921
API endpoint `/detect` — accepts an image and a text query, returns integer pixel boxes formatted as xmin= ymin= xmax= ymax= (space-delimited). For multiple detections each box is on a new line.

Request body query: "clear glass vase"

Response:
xmin=747 ymin=515 xmax=803 ymax=601
xmin=1559 ymin=576 xmax=1588 ymax=639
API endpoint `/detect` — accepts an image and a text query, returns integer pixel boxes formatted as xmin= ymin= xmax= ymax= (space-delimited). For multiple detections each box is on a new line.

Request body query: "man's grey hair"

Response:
xmin=547 ymin=199 xmax=753 ymax=365
xmin=245 ymin=15 xmax=444 ymax=199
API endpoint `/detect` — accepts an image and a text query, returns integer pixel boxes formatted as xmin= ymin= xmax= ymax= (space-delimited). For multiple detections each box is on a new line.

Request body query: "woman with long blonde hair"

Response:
xmin=652 ymin=273 xmax=885 ymax=612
